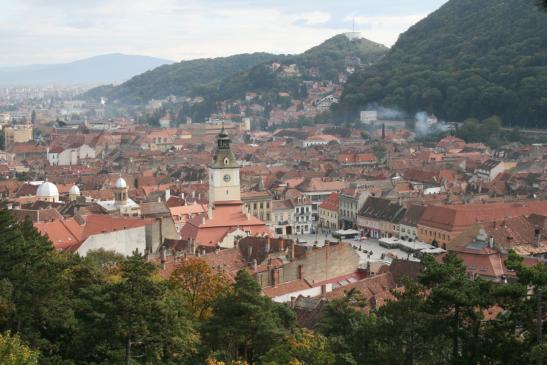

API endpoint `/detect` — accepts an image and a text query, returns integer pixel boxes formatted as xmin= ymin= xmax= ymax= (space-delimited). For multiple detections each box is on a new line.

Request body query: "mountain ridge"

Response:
xmin=84 ymin=34 xmax=389 ymax=105
xmin=0 ymin=54 xmax=174 ymax=86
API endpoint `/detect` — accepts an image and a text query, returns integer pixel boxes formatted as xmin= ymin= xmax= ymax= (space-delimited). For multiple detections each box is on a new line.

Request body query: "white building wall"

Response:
xmin=76 ymin=226 xmax=147 ymax=257
xmin=47 ymin=153 xmax=59 ymax=165
xmin=78 ymin=144 xmax=96 ymax=160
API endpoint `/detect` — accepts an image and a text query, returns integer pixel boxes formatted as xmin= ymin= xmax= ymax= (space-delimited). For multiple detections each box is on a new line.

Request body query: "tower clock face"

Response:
xmin=223 ymin=174 xmax=231 ymax=182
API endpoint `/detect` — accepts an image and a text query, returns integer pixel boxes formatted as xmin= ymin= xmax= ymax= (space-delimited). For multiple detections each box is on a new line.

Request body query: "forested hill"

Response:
xmin=217 ymin=34 xmax=388 ymax=100
xmin=337 ymin=0 xmax=547 ymax=128
xmin=83 ymin=53 xmax=278 ymax=104
xmin=84 ymin=34 xmax=388 ymax=105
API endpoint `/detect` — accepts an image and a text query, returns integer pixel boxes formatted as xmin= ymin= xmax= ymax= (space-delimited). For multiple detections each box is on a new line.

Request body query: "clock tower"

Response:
xmin=208 ymin=126 xmax=241 ymax=205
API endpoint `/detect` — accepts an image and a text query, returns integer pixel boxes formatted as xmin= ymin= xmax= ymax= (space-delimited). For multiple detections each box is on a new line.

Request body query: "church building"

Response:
xmin=180 ymin=127 xmax=270 ymax=252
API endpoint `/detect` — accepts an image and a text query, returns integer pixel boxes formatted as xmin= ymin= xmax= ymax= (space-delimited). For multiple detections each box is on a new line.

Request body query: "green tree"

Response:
xmin=113 ymin=253 xmax=181 ymax=364
xmin=260 ymin=328 xmax=335 ymax=365
xmin=318 ymin=289 xmax=373 ymax=365
xmin=372 ymin=144 xmax=386 ymax=162
xmin=506 ymin=250 xmax=547 ymax=365
xmin=374 ymin=280 xmax=436 ymax=365
xmin=419 ymin=253 xmax=495 ymax=365
xmin=0 ymin=212 xmax=74 ymax=359
xmin=203 ymin=270 xmax=295 ymax=363
xmin=0 ymin=332 xmax=39 ymax=365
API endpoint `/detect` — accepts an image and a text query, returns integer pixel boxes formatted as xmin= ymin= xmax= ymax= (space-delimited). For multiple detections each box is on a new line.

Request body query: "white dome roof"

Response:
xmin=37 ymin=181 xmax=59 ymax=197
xmin=115 ymin=177 xmax=127 ymax=189
xmin=69 ymin=185 xmax=80 ymax=195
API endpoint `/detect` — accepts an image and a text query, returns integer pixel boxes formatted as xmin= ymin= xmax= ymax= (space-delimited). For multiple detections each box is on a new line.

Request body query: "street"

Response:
xmin=285 ymin=232 xmax=415 ymax=266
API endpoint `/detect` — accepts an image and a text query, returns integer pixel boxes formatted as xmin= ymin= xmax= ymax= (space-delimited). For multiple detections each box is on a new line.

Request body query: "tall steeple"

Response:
xmin=210 ymin=125 xmax=239 ymax=169
xmin=208 ymin=126 xmax=241 ymax=205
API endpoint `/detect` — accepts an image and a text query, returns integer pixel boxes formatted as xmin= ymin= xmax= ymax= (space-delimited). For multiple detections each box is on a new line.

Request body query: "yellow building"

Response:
xmin=318 ymin=193 xmax=340 ymax=230
xmin=4 ymin=125 xmax=33 ymax=149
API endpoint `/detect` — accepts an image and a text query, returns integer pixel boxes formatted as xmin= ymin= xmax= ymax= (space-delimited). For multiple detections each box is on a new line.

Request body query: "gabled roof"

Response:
xmin=319 ymin=192 xmax=339 ymax=211
xmin=477 ymin=159 xmax=502 ymax=171
xmin=179 ymin=202 xmax=270 ymax=247
xmin=399 ymin=205 xmax=426 ymax=227
xmin=35 ymin=214 xmax=154 ymax=251
xmin=324 ymin=272 xmax=397 ymax=311
xmin=419 ymin=201 xmax=547 ymax=232
xmin=358 ymin=197 xmax=406 ymax=223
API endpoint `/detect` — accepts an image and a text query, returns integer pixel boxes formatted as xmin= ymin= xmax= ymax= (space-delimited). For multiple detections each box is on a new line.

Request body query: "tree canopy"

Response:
xmin=337 ymin=0 xmax=547 ymax=128
xmin=0 ymin=207 xmax=545 ymax=364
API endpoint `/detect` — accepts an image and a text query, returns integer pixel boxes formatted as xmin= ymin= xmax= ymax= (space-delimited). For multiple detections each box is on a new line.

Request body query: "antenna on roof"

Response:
xmin=352 ymin=16 xmax=355 ymax=33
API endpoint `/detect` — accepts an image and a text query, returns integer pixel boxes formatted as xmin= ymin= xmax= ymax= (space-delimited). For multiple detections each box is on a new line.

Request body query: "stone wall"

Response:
xmin=255 ymin=242 xmax=359 ymax=287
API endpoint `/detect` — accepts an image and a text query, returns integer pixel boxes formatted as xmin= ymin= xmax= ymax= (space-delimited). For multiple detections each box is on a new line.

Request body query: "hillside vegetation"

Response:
xmin=83 ymin=53 xmax=278 ymax=104
xmin=85 ymin=35 xmax=388 ymax=105
xmin=217 ymin=34 xmax=388 ymax=100
xmin=338 ymin=0 xmax=547 ymax=128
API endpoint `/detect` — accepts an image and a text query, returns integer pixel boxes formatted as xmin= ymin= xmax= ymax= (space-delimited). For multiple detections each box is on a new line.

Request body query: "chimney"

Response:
xmin=181 ymin=192 xmax=185 ymax=200
xmin=253 ymin=258 xmax=258 ymax=272
xmin=279 ymin=239 xmax=285 ymax=252
xmin=290 ymin=296 xmax=296 ymax=308
xmin=188 ymin=238 xmax=194 ymax=255
xmin=320 ymin=284 xmax=327 ymax=298
xmin=271 ymin=268 xmax=278 ymax=287
xmin=488 ymin=236 xmax=494 ymax=249
xmin=534 ymin=228 xmax=541 ymax=248
xmin=289 ymin=241 xmax=295 ymax=260
xmin=247 ymin=245 xmax=253 ymax=259
xmin=160 ymin=245 xmax=166 ymax=263
xmin=507 ymin=236 xmax=513 ymax=249
xmin=265 ymin=237 xmax=271 ymax=253
xmin=208 ymin=204 xmax=213 ymax=219
xmin=298 ymin=264 xmax=304 ymax=280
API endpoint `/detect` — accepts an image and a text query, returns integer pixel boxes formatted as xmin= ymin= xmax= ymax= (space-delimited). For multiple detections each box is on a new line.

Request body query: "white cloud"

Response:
xmin=294 ymin=11 xmax=332 ymax=25
xmin=0 ymin=0 xmax=436 ymax=66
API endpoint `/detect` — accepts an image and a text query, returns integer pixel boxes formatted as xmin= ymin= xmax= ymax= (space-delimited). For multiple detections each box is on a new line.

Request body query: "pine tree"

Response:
xmin=203 ymin=270 xmax=294 ymax=363
xmin=420 ymin=253 xmax=495 ymax=365
xmin=0 ymin=211 xmax=74 ymax=361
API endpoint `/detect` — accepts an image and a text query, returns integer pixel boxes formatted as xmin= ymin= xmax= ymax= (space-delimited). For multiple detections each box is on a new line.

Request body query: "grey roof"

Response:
xmin=478 ymin=159 xmax=502 ymax=171
xmin=358 ymin=197 xmax=406 ymax=223
xmin=399 ymin=205 xmax=426 ymax=227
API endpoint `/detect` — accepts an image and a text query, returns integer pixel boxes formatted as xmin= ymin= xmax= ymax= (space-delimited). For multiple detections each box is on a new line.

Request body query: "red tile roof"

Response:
xmin=319 ymin=192 xmax=339 ymax=212
xmin=419 ymin=201 xmax=547 ymax=233
xmin=179 ymin=201 xmax=271 ymax=247
xmin=35 ymin=214 xmax=154 ymax=251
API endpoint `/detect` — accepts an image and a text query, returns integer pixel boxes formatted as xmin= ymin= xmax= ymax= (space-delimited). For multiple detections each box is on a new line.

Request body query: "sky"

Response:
xmin=0 ymin=0 xmax=448 ymax=67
